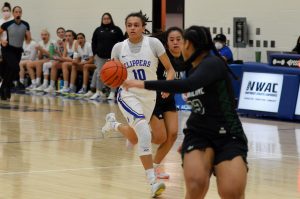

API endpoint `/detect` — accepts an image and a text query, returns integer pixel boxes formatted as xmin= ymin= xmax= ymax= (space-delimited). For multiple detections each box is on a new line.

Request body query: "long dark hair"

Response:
xmin=183 ymin=26 xmax=237 ymax=79
xmin=101 ymin=12 xmax=115 ymax=27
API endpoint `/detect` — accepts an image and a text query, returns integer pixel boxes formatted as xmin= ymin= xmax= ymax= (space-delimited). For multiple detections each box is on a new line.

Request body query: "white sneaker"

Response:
xmin=83 ymin=90 xmax=94 ymax=98
xmin=59 ymin=87 xmax=73 ymax=94
xmin=34 ymin=84 xmax=48 ymax=91
xmin=77 ymin=88 xmax=86 ymax=95
xmin=151 ymin=181 xmax=166 ymax=198
xmin=44 ymin=85 xmax=56 ymax=93
xmin=89 ymin=92 xmax=100 ymax=100
xmin=101 ymin=113 xmax=117 ymax=135
xmin=107 ymin=91 xmax=115 ymax=100
xmin=26 ymin=84 xmax=37 ymax=90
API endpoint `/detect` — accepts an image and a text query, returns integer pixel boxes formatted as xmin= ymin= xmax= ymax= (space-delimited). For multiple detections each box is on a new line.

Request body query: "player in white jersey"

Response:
xmin=19 ymin=35 xmax=37 ymax=87
xmin=102 ymin=11 xmax=175 ymax=198
xmin=70 ymin=33 xmax=95 ymax=94
xmin=26 ymin=29 xmax=53 ymax=90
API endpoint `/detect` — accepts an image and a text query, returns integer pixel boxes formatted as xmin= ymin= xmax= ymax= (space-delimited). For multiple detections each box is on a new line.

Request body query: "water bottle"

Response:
xmin=60 ymin=79 xmax=64 ymax=89
xmin=49 ymin=42 xmax=55 ymax=59
xmin=57 ymin=78 xmax=64 ymax=90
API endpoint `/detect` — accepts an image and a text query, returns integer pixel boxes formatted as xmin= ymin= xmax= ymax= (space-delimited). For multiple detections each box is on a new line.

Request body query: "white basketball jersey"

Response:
xmin=119 ymin=36 xmax=158 ymax=96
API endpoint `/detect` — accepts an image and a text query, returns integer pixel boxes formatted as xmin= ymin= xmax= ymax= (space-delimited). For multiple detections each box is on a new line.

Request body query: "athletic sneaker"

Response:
xmin=60 ymin=87 xmax=75 ymax=94
xmin=83 ymin=90 xmax=94 ymax=98
xmin=34 ymin=84 xmax=48 ymax=91
xmin=44 ymin=85 xmax=56 ymax=93
xmin=155 ymin=165 xmax=170 ymax=179
xmin=26 ymin=84 xmax=38 ymax=90
xmin=77 ymin=88 xmax=86 ymax=95
xmin=90 ymin=91 xmax=106 ymax=100
xmin=89 ymin=92 xmax=100 ymax=100
xmin=101 ymin=113 xmax=117 ymax=135
xmin=107 ymin=91 xmax=115 ymax=100
xmin=151 ymin=181 xmax=166 ymax=198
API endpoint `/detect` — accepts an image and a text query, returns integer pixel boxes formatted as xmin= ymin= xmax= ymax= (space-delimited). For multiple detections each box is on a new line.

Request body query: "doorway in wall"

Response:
xmin=152 ymin=0 xmax=184 ymax=33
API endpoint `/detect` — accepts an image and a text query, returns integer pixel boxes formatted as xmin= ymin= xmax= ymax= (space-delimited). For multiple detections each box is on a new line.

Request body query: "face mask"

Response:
xmin=215 ymin=42 xmax=223 ymax=50
xmin=2 ymin=11 xmax=10 ymax=19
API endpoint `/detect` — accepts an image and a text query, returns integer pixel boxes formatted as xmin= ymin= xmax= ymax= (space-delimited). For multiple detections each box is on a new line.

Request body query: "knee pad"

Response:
xmin=133 ymin=119 xmax=152 ymax=156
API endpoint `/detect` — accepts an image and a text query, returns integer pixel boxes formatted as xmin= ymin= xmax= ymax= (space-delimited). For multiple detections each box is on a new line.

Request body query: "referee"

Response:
xmin=0 ymin=6 xmax=30 ymax=100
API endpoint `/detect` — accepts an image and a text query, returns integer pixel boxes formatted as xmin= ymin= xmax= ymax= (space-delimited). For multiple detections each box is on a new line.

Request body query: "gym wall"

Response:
xmin=185 ymin=0 xmax=300 ymax=62
xmin=6 ymin=0 xmax=152 ymax=43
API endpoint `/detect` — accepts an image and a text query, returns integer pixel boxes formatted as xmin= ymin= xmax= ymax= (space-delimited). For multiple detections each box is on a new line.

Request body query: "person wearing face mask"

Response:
xmin=84 ymin=13 xmax=124 ymax=100
xmin=0 ymin=6 xmax=31 ymax=100
xmin=0 ymin=2 xmax=13 ymax=24
xmin=0 ymin=2 xmax=13 ymax=80
xmin=213 ymin=33 xmax=233 ymax=64
xmin=0 ymin=2 xmax=13 ymax=46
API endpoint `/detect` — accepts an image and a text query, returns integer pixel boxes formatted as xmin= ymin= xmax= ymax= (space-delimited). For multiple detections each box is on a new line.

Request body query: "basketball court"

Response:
xmin=0 ymin=93 xmax=299 ymax=199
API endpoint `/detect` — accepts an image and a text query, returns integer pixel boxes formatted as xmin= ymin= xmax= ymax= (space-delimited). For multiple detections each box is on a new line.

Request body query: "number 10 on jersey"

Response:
xmin=133 ymin=69 xmax=146 ymax=80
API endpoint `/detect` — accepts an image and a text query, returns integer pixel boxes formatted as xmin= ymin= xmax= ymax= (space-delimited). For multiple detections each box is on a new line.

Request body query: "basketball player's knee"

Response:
xmin=152 ymin=131 xmax=167 ymax=145
xmin=185 ymin=173 xmax=209 ymax=195
xmin=168 ymin=130 xmax=178 ymax=143
xmin=133 ymin=119 xmax=152 ymax=156
xmin=218 ymin=184 xmax=244 ymax=199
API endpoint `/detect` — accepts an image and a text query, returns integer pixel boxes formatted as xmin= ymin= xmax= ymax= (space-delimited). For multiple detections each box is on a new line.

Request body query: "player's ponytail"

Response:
xmin=184 ymin=26 xmax=238 ymax=80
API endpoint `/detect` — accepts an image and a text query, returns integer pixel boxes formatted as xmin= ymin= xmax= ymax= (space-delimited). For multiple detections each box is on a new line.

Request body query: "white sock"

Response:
xmin=50 ymin=80 xmax=55 ymax=87
xmin=43 ymin=80 xmax=49 ymax=86
xmin=64 ymin=81 xmax=69 ymax=88
xmin=113 ymin=122 xmax=121 ymax=131
xmin=146 ymin=168 xmax=156 ymax=185
xmin=153 ymin=163 xmax=159 ymax=169
xmin=70 ymin=84 xmax=76 ymax=90
xmin=82 ymin=85 xmax=87 ymax=91
xmin=36 ymin=78 xmax=41 ymax=85
xmin=31 ymin=79 xmax=36 ymax=85
xmin=20 ymin=78 xmax=25 ymax=84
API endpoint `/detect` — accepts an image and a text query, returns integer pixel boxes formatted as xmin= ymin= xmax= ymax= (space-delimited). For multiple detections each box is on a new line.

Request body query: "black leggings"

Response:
xmin=0 ymin=46 xmax=22 ymax=95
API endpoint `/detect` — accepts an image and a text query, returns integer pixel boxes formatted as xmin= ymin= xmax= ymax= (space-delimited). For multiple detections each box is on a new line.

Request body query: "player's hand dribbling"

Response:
xmin=122 ymin=80 xmax=144 ymax=91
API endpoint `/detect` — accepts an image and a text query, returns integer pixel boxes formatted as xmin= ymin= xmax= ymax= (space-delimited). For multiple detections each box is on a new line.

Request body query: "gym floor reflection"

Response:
xmin=0 ymin=94 xmax=299 ymax=199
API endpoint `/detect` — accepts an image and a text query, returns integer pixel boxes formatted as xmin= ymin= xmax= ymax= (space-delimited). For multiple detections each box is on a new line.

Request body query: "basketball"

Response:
xmin=100 ymin=60 xmax=127 ymax=88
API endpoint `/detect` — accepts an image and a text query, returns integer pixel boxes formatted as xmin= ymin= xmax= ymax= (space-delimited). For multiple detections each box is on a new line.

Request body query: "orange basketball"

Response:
xmin=100 ymin=60 xmax=127 ymax=88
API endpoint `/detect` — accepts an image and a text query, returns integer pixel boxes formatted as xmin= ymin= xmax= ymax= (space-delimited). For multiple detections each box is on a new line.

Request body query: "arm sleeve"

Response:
xmin=24 ymin=21 xmax=30 ymax=31
xmin=149 ymin=37 xmax=166 ymax=57
xmin=145 ymin=57 xmax=225 ymax=93
xmin=1 ymin=22 xmax=7 ymax=31
xmin=220 ymin=47 xmax=233 ymax=61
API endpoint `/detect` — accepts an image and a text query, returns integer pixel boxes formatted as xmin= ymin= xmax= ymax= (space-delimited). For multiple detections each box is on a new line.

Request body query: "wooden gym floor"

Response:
xmin=0 ymin=93 xmax=299 ymax=199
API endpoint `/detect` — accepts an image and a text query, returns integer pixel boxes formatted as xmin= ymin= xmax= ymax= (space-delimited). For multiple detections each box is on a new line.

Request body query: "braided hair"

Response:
xmin=125 ymin=11 xmax=151 ymax=35
xmin=183 ymin=26 xmax=237 ymax=79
